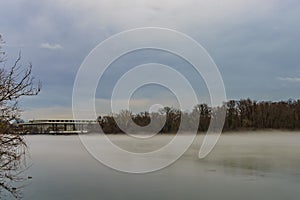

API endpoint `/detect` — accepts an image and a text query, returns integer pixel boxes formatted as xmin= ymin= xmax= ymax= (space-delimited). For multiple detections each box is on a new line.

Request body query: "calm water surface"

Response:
xmin=21 ymin=132 xmax=300 ymax=200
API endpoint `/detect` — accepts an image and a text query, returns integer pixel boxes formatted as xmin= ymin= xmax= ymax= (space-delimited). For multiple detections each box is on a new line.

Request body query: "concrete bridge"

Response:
xmin=19 ymin=119 xmax=98 ymax=134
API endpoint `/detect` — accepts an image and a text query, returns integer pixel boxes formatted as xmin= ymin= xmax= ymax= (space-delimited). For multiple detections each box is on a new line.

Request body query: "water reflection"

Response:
xmin=21 ymin=132 xmax=300 ymax=200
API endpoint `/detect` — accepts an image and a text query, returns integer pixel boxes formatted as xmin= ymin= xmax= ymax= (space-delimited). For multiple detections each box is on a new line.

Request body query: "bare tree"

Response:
xmin=0 ymin=34 xmax=40 ymax=198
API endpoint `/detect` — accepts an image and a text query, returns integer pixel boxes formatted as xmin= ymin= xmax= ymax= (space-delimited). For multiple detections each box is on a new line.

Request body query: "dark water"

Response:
xmin=19 ymin=132 xmax=300 ymax=200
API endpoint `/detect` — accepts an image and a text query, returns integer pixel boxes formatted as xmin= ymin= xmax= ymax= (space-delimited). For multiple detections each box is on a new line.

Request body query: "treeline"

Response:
xmin=92 ymin=99 xmax=300 ymax=134
xmin=224 ymin=99 xmax=300 ymax=130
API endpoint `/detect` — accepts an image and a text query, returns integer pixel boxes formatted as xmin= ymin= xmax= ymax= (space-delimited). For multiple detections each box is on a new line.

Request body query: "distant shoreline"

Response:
xmin=21 ymin=129 xmax=300 ymax=136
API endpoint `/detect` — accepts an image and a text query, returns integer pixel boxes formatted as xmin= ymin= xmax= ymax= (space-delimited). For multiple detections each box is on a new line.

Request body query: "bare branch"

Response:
xmin=0 ymin=35 xmax=40 ymax=199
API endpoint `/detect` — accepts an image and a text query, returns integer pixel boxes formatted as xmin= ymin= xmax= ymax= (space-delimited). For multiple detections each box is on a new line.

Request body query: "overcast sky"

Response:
xmin=1 ymin=0 xmax=300 ymax=119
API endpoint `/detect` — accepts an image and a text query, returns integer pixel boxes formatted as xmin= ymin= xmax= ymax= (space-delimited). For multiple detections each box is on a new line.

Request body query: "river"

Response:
xmin=20 ymin=132 xmax=300 ymax=200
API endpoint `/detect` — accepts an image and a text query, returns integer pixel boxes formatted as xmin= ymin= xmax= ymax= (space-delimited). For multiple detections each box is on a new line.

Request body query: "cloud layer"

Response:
xmin=40 ymin=42 xmax=63 ymax=50
xmin=1 ymin=0 xmax=300 ymax=119
xmin=277 ymin=77 xmax=300 ymax=83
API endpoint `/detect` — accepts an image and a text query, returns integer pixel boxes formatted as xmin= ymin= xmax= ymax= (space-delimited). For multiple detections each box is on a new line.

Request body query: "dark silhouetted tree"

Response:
xmin=0 ymin=34 xmax=40 ymax=198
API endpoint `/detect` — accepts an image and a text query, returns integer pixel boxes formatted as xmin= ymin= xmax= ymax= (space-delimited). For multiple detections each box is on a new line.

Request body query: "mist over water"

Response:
xmin=23 ymin=132 xmax=300 ymax=200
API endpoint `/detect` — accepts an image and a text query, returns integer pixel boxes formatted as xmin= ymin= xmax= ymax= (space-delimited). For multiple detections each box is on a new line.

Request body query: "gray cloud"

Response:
xmin=40 ymin=42 xmax=63 ymax=50
xmin=1 ymin=0 xmax=300 ymax=118
xmin=277 ymin=77 xmax=300 ymax=83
